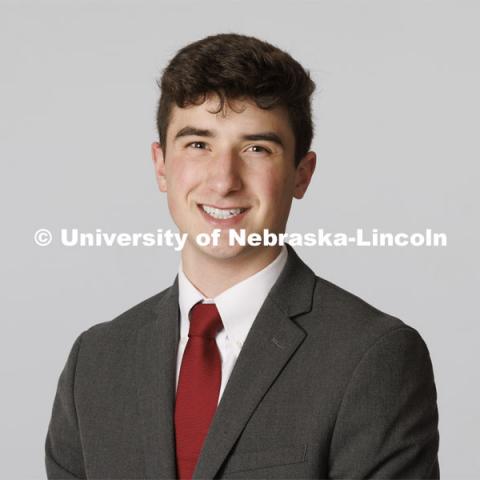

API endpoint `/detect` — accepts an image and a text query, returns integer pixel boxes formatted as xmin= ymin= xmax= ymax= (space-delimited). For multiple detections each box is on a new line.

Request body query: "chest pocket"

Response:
xmin=221 ymin=444 xmax=307 ymax=475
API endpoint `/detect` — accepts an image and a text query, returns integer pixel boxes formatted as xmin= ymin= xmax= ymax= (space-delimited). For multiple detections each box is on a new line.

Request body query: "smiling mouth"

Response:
xmin=200 ymin=204 xmax=248 ymax=220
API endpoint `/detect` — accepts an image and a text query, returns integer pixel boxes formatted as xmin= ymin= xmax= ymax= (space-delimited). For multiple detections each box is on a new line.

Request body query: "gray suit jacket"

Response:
xmin=45 ymin=245 xmax=439 ymax=479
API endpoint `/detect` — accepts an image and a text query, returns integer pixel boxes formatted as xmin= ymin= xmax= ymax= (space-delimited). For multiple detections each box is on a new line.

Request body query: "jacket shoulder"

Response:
xmin=82 ymin=285 xmax=172 ymax=341
xmin=308 ymin=275 xmax=415 ymax=348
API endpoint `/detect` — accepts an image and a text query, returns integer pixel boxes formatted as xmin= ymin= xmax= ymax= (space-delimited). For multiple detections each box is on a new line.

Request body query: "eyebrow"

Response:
xmin=174 ymin=126 xmax=285 ymax=148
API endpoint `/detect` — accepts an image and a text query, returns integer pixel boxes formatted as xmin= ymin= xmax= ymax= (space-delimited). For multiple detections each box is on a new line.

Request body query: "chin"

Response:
xmin=197 ymin=242 xmax=250 ymax=261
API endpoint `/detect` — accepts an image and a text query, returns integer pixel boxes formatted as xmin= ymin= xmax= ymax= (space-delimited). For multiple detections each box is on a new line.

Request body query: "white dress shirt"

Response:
xmin=176 ymin=246 xmax=288 ymax=403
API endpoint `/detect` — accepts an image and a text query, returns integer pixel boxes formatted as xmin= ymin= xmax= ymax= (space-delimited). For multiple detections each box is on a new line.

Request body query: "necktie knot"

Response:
xmin=188 ymin=303 xmax=223 ymax=339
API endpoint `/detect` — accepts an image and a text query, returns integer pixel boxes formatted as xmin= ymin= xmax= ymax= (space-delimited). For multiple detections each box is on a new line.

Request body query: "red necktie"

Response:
xmin=174 ymin=303 xmax=224 ymax=480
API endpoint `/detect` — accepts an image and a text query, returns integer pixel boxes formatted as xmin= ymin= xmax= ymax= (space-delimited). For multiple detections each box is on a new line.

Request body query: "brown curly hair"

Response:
xmin=156 ymin=33 xmax=316 ymax=166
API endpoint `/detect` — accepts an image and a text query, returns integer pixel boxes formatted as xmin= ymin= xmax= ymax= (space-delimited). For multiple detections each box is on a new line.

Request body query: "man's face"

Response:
xmin=152 ymin=95 xmax=315 ymax=263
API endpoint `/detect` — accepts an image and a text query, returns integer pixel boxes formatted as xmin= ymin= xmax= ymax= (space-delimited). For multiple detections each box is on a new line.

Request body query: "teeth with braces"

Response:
xmin=202 ymin=205 xmax=244 ymax=219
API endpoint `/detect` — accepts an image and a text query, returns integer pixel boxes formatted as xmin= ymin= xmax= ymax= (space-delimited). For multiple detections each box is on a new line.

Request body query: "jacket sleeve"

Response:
xmin=45 ymin=333 xmax=86 ymax=479
xmin=329 ymin=327 xmax=440 ymax=479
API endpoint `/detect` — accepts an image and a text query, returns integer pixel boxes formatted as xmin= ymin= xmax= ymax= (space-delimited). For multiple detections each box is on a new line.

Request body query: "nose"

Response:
xmin=205 ymin=149 xmax=243 ymax=195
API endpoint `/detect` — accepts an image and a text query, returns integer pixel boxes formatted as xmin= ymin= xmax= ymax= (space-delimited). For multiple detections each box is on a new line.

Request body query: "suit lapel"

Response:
xmin=134 ymin=246 xmax=316 ymax=479
xmin=136 ymin=279 xmax=179 ymax=479
xmin=193 ymin=245 xmax=316 ymax=479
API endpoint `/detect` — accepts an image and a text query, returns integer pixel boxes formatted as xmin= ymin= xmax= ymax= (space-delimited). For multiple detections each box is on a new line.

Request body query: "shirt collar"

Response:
xmin=178 ymin=246 xmax=288 ymax=348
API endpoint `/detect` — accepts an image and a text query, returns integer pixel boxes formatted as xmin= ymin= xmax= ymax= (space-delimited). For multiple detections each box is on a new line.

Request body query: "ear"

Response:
xmin=293 ymin=151 xmax=316 ymax=199
xmin=151 ymin=142 xmax=167 ymax=192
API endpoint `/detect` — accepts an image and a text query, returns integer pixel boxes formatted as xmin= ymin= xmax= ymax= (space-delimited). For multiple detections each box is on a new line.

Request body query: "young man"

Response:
xmin=45 ymin=34 xmax=439 ymax=479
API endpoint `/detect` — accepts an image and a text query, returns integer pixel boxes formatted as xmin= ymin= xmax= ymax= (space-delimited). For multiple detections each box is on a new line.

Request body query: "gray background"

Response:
xmin=1 ymin=0 xmax=478 ymax=478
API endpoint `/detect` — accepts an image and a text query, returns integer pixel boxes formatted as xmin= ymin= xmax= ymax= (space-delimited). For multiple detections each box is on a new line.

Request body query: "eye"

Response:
xmin=246 ymin=145 xmax=271 ymax=154
xmin=187 ymin=141 xmax=207 ymax=149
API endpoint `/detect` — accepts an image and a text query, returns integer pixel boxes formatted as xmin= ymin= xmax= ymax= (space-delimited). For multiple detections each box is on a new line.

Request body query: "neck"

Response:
xmin=181 ymin=245 xmax=282 ymax=298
